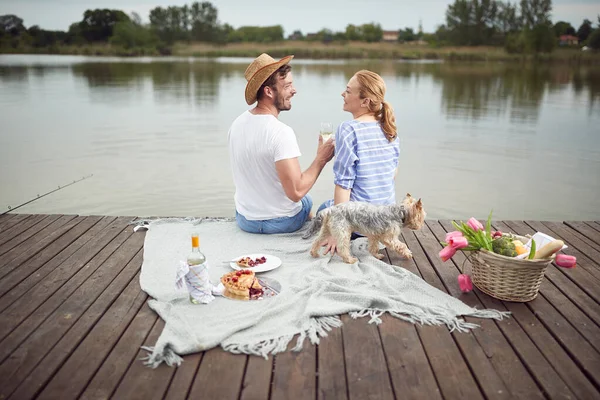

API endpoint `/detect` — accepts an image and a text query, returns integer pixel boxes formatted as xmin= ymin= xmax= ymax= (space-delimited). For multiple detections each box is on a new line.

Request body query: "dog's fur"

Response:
xmin=303 ymin=194 xmax=426 ymax=264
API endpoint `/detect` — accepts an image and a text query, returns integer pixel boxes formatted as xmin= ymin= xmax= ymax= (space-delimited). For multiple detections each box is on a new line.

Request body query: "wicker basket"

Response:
xmin=470 ymin=235 xmax=554 ymax=302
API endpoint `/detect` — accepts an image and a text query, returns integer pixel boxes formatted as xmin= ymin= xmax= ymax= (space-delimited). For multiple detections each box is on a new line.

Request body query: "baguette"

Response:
xmin=534 ymin=240 xmax=564 ymax=259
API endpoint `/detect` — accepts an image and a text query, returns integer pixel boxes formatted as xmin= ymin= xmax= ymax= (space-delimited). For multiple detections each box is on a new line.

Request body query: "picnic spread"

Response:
xmin=136 ymin=218 xmax=511 ymax=368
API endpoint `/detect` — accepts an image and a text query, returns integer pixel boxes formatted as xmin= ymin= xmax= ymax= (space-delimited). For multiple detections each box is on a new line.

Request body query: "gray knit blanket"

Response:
xmin=138 ymin=218 xmax=509 ymax=367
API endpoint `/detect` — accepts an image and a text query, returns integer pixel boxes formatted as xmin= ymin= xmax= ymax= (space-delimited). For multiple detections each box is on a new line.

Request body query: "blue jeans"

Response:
xmin=316 ymin=199 xmax=363 ymax=240
xmin=236 ymin=195 xmax=313 ymax=234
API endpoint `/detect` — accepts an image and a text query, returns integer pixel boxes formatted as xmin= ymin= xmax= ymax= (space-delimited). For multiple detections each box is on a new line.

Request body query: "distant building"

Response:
xmin=382 ymin=30 xmax=399 ymax=42
xmin=559 ymin=35 xmax=578 ymax=46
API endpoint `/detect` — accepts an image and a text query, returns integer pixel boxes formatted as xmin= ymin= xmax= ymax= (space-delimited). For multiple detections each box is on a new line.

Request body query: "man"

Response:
xmin=228 ymin=53 xmax=335 ymax=234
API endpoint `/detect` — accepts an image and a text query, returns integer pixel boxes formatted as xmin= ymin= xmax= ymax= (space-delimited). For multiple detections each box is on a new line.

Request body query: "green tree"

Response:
xmin=577 ymin=19 xmax=593 ymax=43
xmin=527 ymin=21 xmax=555 ymax=52
xmin=519 ymin=0 xmax=551 ymax=29
xmin=496 ymin=1 xmax=520 ymax=35
xmin=0 ymin=14 xmax=25 ymax=35
xmin=190 ymin=1 xmax=219 ymax=42
xmin=79 ymin=9 xmax=130 ymax=42
xmin=587 ymin=29 xmax=600 ymax=49
xmin=345 ymin=24 xmax=362 ymax=41
xmin=553 ymin=21 xmax=576 ymax=37
xmin=445 ymin=0 xmax=472 ymax=44
xmin=398 ymin=28 xmax=416 ymax=42
xmin=287 ymin=30 xmax=304 ymax=40
xmin=361 ymin=23 xmax=383 ymax=42
xmin=110 ymin=20 xmax=156 ymax=49
xmin=445 ymin=0 xmax=498 ymax=45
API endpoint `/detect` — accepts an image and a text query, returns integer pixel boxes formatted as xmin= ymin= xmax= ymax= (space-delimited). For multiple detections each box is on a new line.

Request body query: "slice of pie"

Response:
xmin=221 ymin=269 xmax=263 ymax=300
xmin=236 ymin=257 xmax=254 ymax=268
xmin=236 ymin=256 xmax=267 ymax=268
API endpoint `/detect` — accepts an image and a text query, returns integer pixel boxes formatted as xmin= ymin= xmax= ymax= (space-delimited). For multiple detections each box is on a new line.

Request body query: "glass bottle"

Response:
xmin=186 ymin=233 xmax=206 ymax=304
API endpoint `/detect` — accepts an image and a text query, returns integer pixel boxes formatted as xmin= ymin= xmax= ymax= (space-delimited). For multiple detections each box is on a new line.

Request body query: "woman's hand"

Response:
xmin=321 ymin=235 xmax=338 ymax=255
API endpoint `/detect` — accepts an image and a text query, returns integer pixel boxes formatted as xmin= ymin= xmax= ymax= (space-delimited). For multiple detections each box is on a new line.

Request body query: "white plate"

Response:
xmin=230 ymin=254 xmax=282 ymax=273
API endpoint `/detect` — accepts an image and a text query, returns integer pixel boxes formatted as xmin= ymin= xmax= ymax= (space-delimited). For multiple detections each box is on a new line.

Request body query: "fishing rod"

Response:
xmin=1 ymin=174 xmax=94 ymax=216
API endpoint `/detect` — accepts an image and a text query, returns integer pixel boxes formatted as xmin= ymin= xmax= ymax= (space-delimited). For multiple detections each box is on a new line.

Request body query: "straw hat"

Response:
xmin=244 ymin=53 xmax=294 ymax=105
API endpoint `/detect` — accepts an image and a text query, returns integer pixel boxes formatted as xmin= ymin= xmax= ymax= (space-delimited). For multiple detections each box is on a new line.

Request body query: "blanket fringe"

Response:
xmin=349 ymin=309 xmax=385 ymax=324
xmin=467 ymin=309 xmax=512 ymax=321
xmin=140 ymin=345 xmax=183 ymax=368
xmin=223 ymin=316 xmax=342 ymax=359
xmin=353 ymin=307 xmax=507 ymax=333
xmin=131 ymin=216 xmax=235 ymax=229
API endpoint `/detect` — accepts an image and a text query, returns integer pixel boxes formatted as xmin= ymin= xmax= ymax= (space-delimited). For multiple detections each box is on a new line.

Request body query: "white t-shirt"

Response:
xmin=228 ymin=111 xmax=302 ymax=220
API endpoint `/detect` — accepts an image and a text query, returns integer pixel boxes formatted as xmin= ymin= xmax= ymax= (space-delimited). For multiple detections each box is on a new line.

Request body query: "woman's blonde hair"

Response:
xmin=353 ymin=70 xmax=397 ymax=142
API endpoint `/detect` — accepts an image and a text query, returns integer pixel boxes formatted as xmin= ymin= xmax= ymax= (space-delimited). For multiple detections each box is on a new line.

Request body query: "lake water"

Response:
xmin=1 ymin=54 xmax=599 ymax=221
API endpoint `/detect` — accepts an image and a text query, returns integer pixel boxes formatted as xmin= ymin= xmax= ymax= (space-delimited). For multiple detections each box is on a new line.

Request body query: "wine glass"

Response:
xmin=320 ymin=122 xmax=334 ymax=142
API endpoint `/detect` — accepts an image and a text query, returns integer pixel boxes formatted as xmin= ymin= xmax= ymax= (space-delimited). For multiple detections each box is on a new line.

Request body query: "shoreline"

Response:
xmin=2 ymin=41 xmax=599 ymax=64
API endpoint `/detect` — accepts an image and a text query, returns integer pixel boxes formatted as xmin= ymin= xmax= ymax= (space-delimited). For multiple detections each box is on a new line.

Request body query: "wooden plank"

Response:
xmin=163 ymin=353 xmax=203 ymax=400
xmin=425 ymin=221 xmax=544 ymax=399
xmin=17 ymin=263 xmax=146 ymax=400
xmin=188 ymin=348 xmax=247 ymax=400
xmin=317 ymin=313 xmax=348 ymax=400
xmin=504 ymin=220 xmax=600 ymax=304
xmin=0 ymin=213 xmax=16 ymax=225
xmin=0 ymin=214 xmax=43 ymax=243
xmin=0 ymin=213 xmax=25 ymax=232
xmin=504 ymin=302 xmax=599 ymax=399
xmin=271 ymin=336 xmax=318 ymax=400
xmin=586 ymin=221 xmax=600 ymax=233
xmin=79 ymin=302 xmax=158 ymax=400
xmin=565 ymin=221 xmax=600 ymax=247
xmin=439 ymin=220 xmax=576 ymax=400
xmin=500 ymin=220 xmax=600 ymax=324
xmin=337 ymin=314 xmax=393 ymax=400
xmin=0 ymin=217 xmax=133 ymax=358
xmin=525 ymin=294 xmax=600 ymax=387
xmin=0 ymin=214 xmax=79 ymax=278
xmin=0 ymin=229 xmax=143 ymax=398
xmin=379 ymin=248 xmax=442 ymax=400
xmin=491 ymin=221 xmax=599 ymax=399
xmin=0 ymin=216 xmax=112 ymax=303
xmin=240 ymin=353 xmax=273 ymax=400
xmin=538 ymin=221 xmax=600 ymax=272
xmin=403 ymin=228 xmax=496 ymax=399
xmin=0 ymin=214 xmax=59 ymax=253
xmin=110 ymin=319 xmax=175 ymax=400
xmin=377 ymin=314 xmax=442 ymax=400
xmin=537 ymin=278 xmax=600 ymax=353
xmin=494 ymin=223 xmax=600 ymax=385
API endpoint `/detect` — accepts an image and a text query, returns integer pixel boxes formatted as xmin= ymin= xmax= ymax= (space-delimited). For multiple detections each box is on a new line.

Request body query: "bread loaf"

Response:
xmin=534 ymin=240 xmax=564 ymax=259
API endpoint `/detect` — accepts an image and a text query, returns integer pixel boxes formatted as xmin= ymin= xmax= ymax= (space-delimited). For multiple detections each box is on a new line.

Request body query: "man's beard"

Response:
xmin=274 ymin=91 xmax=291 ymax=111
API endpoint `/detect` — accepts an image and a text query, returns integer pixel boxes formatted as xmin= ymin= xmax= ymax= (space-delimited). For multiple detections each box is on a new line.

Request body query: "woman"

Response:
xmin=317 ymin=70 xmax=400 ymax=254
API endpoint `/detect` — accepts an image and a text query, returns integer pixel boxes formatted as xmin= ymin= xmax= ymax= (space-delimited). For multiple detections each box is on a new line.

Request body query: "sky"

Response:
xmin=1 ymin=0 xmax=598 ymax=35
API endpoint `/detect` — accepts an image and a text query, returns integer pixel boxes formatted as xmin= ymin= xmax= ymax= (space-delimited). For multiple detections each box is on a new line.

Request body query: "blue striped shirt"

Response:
xmin=333 ymin=120 xmax=400 ymax=204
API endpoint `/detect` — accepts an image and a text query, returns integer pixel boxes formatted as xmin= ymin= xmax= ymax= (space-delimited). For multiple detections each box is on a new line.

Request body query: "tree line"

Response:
xmin=434 ymin=0 xmax=600 ymax=52
xmin=0 ymin=0 xmax=599 ymax=55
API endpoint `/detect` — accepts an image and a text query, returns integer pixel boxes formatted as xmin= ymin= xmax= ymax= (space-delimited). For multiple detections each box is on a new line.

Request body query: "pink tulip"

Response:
xmin=555 ymin=254 xmax=576 ymax=269
xmin=449 ymin=236 xmax=469 ymax=249
xmin=445 ymin=231 xmax=463 ymax=242
xmin=458 ymin=274 xmax=473 ymax=293
xmin=491 ymin=230 xmax=503 ymax=239
xmin=439 ymin=246 xmax=457 ymax=262
xmin=467 ymin=217 xmax=484 ymax=231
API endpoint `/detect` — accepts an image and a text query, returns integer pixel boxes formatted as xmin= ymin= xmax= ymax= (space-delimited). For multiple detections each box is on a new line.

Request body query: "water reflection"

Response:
xmin=4 ymin=58 xmax=597 ymax=119
xmin=70 ymin=61 xmax=239 ymax=105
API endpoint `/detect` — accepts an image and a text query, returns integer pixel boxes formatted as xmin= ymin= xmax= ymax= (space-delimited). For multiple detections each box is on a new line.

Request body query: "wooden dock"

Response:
xmin=0 ymin=213 xmax=599 ymax=400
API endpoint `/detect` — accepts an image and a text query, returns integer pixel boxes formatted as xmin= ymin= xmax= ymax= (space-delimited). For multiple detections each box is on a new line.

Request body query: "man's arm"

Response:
xmin=275 ymin=137 xmax=334 ymax=202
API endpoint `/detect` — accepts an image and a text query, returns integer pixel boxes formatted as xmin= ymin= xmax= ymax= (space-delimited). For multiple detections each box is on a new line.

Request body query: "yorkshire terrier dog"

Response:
xmin=303 ymin=194 xmax=426 ymax=264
